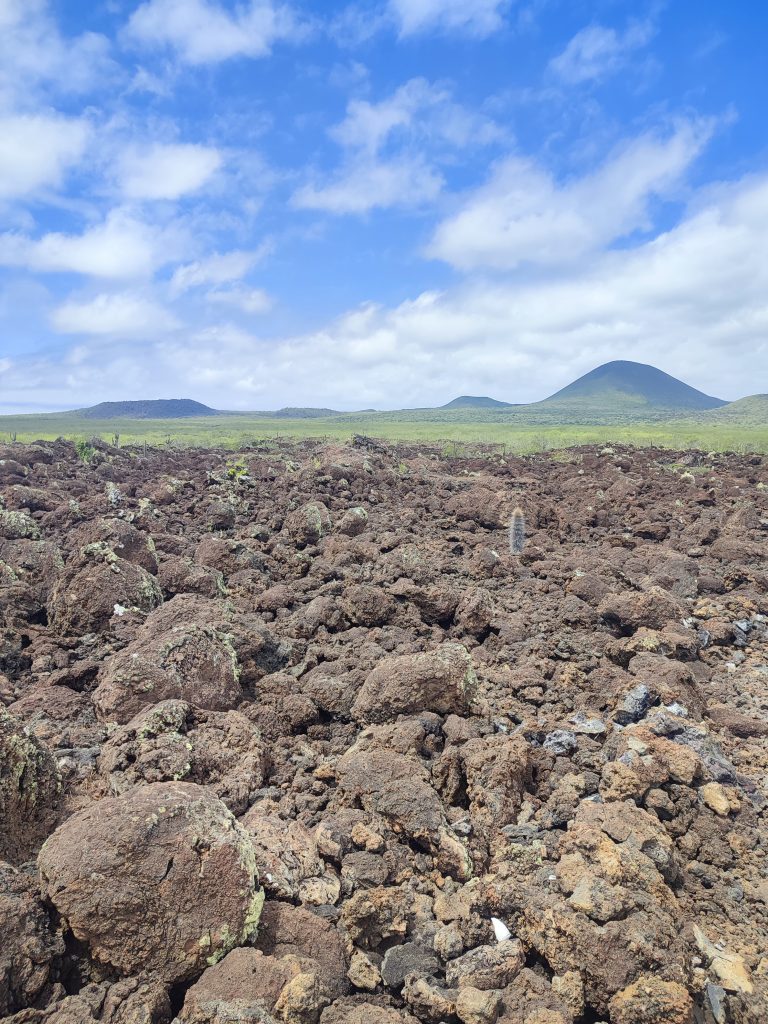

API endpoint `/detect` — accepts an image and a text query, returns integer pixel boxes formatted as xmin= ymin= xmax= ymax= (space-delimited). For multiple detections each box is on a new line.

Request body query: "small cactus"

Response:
xmin=509 ymin=507 xmax=526 ymax=555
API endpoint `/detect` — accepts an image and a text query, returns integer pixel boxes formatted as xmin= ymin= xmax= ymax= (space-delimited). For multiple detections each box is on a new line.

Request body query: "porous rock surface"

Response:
xmin=0 ymin=437 xmax=766 ymax=1022
xmin=38 ymin=781 xmax=262 ymax=982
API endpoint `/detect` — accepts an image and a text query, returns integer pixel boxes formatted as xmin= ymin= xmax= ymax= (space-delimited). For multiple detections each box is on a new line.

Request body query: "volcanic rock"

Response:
xmin=38 ymin=781 xmax=263 ymax=981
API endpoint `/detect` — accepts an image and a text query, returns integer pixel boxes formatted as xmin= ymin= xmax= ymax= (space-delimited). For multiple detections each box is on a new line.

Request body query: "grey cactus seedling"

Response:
xmin=509 ymin=507 xmax=526 ymax=555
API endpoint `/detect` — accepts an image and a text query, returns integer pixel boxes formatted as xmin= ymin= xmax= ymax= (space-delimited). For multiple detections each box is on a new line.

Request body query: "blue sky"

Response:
xmin=1 ymin=0 xmax=767 ymax=412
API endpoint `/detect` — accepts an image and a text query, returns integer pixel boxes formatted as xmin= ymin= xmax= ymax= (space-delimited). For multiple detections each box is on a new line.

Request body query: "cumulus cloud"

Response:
xmin=50 ymin=292 xmax=180 ymax=337
xmin=0 ymin=210 xmax=180 ymax=279
xmin=293 ymin=78 xmax=502 ymax=214
xmin=427 ymin=119 xmax=714 ymax=270
xmin=389 ymin=0 xmax=510 ymax=37
xmin=549 ymin=19 xmax=656 ymax=84
xmin=125 ymin=0 xmax=302 ymax=65
xmin=0 ymin=114 xmax=90 ymax=198
xmin=116 ymin=143 xmax=223 ymax=200
xmin=330 ymin=77 xmax=503 ymax=153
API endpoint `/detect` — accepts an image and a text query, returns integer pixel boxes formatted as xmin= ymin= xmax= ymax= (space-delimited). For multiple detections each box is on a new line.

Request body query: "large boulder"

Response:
xmin=0 ymin=508 xmax=41 ymax=540
xmin=98 ymin=701 xmax=267 ymax=815
xmin=609 ymin=975 xmax=694 ymax=1024
xmin=320 ymin=1001 xmax=420 ymax=1024
xmin=446 ymin=487 xmax=505 ymax=529
xmin=460 ymin=734 xmax=530 ymax=828
xmin=334 ymin=748 xmax=445 ymax=848
xmin=598 ymin=587 xmax=685 ymax=634
xmin=239 ymin=810 xmax=326 ymax=902
xmin=256 ymin=902 xmax=349 ymax=999
xmin=69 ymin=519 xmax=158 ymax=574
xmin=351 ymin=645 xmax=477 ymax=724
xmin=49 ymin=551 xmax=162 ymax=635
xmin=10 ymin=978 xmax=171 ymax=1023
xmin=0 ymin=708 xmax=61 ymax=864
xmin=284 ymin=502 xmax=332 ymax=546
xmin=38 ymin=782 xmax=263 ymax=982
xmin=93 ymin=623 xmax=243 ymax=724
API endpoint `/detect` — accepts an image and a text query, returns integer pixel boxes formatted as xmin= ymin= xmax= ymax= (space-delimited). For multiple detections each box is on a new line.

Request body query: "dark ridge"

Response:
xmin=441 ymin=395 xmax=515 ymax=409
xmin=272 ymin=407 xmax=341 ymax=418
xmin=74 ymin=399 xmax=219 ymax=420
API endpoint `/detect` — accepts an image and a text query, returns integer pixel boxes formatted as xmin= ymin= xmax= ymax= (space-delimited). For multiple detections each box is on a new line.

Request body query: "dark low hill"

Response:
xmin=544 ymin=360 xmax=726 ymax=410
xmin=272 ymin=407 xmax=341 ymax=418
xmin=441 ymin=395 xmax=514 ymax=409
xmin=75 ymin=399 xmax=219 ymax=419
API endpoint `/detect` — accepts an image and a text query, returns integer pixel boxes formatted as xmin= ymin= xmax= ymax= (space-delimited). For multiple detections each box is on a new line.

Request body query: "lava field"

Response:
xmin=1 ymin=437 xmax=767 ymax=1024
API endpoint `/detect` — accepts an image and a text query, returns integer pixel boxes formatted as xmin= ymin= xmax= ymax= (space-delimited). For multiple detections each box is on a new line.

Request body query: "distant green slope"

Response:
xmin=699 ymin=395 xmax=768 ymax=422
xmin=544 ymin=360 xmax=726 ymax=410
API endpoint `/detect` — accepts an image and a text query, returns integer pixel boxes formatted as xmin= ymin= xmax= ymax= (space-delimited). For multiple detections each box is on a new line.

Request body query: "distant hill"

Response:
xmin=441 ymin=395 xmax=514 ymax=410
xmin=75 ymin=399 xmax=219 ymax=419
xmin=272 ymin=407 xmax=341 ymax=418
xmin=698 ymin=395 xmax=768 ymax=423
xmin=543 ymin=360 xmax=726 ymax=410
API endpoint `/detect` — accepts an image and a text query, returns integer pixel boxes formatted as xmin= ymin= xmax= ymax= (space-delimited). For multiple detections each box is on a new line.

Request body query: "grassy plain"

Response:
xmin=1 ymin=410 xmax=767 ymax=454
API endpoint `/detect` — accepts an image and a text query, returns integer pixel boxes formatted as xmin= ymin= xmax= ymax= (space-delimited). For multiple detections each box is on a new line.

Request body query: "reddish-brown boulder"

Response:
xmin=38 ymin=782 xmax=263 ymax=982
xmin=93 ymin=622 xmax=243 ymax=724
xmin=351 ymin=645 xmax=477 ymax=724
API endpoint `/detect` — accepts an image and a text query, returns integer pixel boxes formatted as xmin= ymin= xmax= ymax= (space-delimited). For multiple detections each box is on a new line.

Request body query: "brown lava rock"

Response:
xmin=0 ymin=860 xmax=64 ymax=1015
xmin=93 ymin=617 xmax=243 ymax=724
xmin=0 ymin=707 xmax=61 ymax=864
xmin=351 ymin=644 xmax=477 ymax=723
xmin=2 ymin=438 xmax=767 ymax=1023
xmin=38 ymin=781 xmax=263 ymax=982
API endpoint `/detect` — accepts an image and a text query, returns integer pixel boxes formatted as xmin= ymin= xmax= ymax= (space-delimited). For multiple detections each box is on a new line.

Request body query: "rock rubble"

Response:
xmin=0 ymin=437 xmax=766 ymax=1023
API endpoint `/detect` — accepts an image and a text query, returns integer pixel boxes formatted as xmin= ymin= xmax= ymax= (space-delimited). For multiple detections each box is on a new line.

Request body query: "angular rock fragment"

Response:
xmin=444 ymin=940 xmax=525 ymax=990
xmin=0 ymin=708 xmax=61 ymax=863
xmin=351 ymin=645 xmax=477 ymax=723
xmin=178 ymin=947 xmax=330 ymax=1024
xmin=609 ymin=975 xmax=694 ymax=1024
xmin=0 ymin=860 xmax=64 ymax=1016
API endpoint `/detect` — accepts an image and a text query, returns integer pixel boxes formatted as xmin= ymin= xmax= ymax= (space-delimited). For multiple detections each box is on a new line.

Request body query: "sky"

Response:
xmin=0 ymin=0 xmax=767 ymax=412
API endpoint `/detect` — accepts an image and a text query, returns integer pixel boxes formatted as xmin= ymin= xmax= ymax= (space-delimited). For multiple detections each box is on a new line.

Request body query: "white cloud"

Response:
xmin=0 ymin=210 xmax=179 ymax=279
xmin=389 ymin=0 xmax=509 ymax=37
xmin=293 ymin=78 xmax=502 ymax=214
xmin=117 ymin=143 xmax=222 ymax=200
xmin=331 ymin=77 xmax=503 ymax=153
xmin=125 ymin=0 xmax=301 ymax=65
xmin=293 ymin=155 xmax=443 ymax=214
xmin=0 ymin=114 xmax=89 ymax=198
xmin=549 ymin=20 xmax=656 ymax=84
xmin=206 ymin=286 xmax=272 ymax=313
xmin=169 ymin=249 xmax=267 ymax=294
xmin=428 ymin=120 xmax=714 ymax=270
xmin=0 ymin=0 xmax=114 ymax=107
xmin=51 ymin=292 xmax=179 ymax=338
